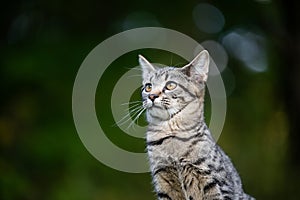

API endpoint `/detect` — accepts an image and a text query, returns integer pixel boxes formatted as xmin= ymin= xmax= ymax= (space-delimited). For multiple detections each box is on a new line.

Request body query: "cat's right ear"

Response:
xmin=139 ymin=55 xmax=156 ymax=79
xmin=181 ymin=50 xmax=210 ymax=83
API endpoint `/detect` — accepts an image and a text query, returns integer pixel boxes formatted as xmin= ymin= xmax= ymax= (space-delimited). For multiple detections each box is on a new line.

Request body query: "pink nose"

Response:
xmin=148 ymin=94 xmax=159 ymax=102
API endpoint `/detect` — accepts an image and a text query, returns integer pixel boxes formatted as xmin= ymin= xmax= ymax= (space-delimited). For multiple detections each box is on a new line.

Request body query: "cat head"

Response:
xmin=139 ymin=50 xmax=210 ymax=123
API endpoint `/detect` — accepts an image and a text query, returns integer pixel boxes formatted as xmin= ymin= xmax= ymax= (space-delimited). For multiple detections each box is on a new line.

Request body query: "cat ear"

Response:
xmin=181 ymin=50 xmax=210 ymax=82
xmin=139 ymin=54 xmax=156 ymax=79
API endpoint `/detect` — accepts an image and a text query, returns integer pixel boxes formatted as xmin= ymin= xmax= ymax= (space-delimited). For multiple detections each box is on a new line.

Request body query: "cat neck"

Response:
xmin=147 ymin=98 xmax=205 ymax=132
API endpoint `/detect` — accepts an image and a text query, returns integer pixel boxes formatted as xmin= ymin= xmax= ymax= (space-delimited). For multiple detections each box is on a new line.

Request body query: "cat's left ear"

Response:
xmin=139 ymin=55 xmax=156 ymax=79
xmin=181 ymin=50 xmax=210 ymax=82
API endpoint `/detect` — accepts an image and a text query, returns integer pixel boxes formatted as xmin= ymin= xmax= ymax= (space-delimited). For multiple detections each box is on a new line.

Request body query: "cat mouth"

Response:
xmin=150 ymin=104 xmax=183 ymax=119
xmin=143 ymin=99 xmax=165 ymax=109
xmin=148 ymin=103 xmax=164 ymax=110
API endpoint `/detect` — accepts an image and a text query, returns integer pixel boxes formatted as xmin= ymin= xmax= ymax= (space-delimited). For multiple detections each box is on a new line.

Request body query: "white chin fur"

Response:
xmin=144 ymin=99 xmax=176 ymax=122
xmin=147 ymin=107 xmax=170 ymax=122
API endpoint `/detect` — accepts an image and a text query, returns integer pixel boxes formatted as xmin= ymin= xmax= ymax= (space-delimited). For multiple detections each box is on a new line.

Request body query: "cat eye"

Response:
xmin=144 ymin=83 xmax=152 ymax=92
xmin=165 ymin=81 xmax=177 ymax=90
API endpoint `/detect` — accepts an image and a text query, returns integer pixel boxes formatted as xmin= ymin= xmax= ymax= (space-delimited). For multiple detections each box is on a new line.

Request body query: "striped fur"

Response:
xmin=139 ymin=50 xmax=255 ymax=200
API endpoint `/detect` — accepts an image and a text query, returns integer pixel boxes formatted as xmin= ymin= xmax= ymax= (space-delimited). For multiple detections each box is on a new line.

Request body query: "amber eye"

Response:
xmin=165 ymin=81 xmax=177 ymax=90
xmin=144 ymin=83 xmax=152 ymax=92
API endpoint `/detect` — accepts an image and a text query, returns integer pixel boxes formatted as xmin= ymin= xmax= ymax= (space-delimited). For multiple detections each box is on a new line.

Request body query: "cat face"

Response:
xmin=139 ymin=50 xmax=210 ymax=123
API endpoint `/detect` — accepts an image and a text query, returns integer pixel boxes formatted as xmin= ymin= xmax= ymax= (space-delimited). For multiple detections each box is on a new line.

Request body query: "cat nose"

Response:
xmin=148 ymin=94 xmax=159 ymax=102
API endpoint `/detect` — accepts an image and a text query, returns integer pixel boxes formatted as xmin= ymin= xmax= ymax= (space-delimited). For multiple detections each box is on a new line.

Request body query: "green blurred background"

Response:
xmin=1 ymin=0 xmax=300 ymax=199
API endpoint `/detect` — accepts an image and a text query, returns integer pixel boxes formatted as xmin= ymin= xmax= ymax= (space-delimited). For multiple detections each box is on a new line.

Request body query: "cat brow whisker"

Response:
xmin=174 ymin=62 xmax=185 ymax=67
xmin=130 ymin=67 xmax=143 ymax=71
xmin=124 ymin=67 xmax=142 ymax=71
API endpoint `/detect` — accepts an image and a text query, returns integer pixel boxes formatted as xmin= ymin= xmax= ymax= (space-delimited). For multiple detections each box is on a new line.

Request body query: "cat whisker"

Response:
xmin=127 ymin=107 xmax=146 ymax=130
xmin=122 ymin=106 xmax=144 ymax=130
xmin=113 ymin=113 xmax=132 ymax=127
xmin=113 ymin=105 xmax=143 ymax=127
xmin=124 ymin=104 xmax=144 ymax=116
xmin=123 ymin=103 xmax=143 ymax=112
xmin=121 ymin=101 xmax=142 ymax=106
xmin=122 ymin=101 xmax=141 ymax=108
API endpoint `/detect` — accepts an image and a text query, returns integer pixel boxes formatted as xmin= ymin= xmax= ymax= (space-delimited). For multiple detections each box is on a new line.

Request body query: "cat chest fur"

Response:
xmin=146 ymin=123 xmax=211 ymax=163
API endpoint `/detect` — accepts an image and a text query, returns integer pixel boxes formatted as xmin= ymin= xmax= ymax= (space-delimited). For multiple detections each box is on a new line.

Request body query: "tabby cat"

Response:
xmin=139 ymin=50 xmax=254 ymax=200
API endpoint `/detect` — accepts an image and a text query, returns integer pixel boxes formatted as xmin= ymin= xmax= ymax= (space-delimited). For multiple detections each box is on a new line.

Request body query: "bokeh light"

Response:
xmin=222 ymin=29 xmax=268 ymax=72
xmin=193 ymin=3 xmax=225 ymax=34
